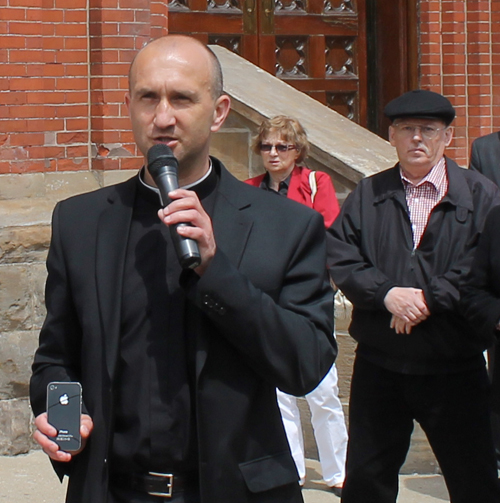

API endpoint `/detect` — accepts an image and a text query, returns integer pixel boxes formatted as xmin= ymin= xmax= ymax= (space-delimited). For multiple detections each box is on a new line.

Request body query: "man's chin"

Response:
xmin=406 ymin=153 xmax=430 ymax=164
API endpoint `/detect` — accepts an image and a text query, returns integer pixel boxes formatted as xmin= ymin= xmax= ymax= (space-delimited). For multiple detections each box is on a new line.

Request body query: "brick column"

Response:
xmin=44 ymin=0 xmax=91 ymax=172
xmin=90 ymin=0 xmax=162 ymax=170
xmin=91 ymin=0 xmax=168 ymax=171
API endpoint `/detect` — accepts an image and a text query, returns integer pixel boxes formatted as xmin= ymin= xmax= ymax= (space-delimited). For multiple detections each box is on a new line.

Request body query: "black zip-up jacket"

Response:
xmin=329 ymin=157 xmax=500 ymax=374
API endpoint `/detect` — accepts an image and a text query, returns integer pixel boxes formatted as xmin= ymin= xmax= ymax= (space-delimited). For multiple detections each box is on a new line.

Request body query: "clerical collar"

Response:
xmin=138 ymin=159 xmax=217 ymax=206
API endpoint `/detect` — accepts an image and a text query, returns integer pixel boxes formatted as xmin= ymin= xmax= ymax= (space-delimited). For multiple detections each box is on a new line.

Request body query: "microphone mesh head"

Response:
xmin=147 ymin=144 xmax=178 ymax=178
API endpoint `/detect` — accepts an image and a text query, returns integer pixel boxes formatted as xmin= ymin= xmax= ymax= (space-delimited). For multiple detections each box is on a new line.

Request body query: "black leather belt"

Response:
xmin=111 ymin=471 xmax=199 ymax=498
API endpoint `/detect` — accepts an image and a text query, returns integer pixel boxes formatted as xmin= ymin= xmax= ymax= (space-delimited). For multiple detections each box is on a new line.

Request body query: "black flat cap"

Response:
xmin=384 ymin=89 xmax=455 ymax=125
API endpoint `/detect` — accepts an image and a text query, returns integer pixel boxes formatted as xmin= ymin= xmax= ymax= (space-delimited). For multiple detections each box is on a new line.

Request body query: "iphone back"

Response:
xmin=46 ymin=382 xmax=82 ymax=452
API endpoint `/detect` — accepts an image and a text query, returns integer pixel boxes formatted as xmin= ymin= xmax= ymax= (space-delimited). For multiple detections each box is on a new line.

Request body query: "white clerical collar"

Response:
xmin=140 ymin=159 xmax=213 ymax=194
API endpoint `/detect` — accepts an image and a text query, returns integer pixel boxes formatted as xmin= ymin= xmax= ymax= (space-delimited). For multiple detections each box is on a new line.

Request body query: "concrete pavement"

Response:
xmin=0 ymin=450 xmax=448 ymax=502
xmin=302 ymin=458 xmax=447 ymax=503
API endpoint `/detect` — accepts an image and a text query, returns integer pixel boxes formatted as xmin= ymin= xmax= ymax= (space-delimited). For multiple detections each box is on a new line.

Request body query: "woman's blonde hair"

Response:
xmin=251 ymin=115 xmax=310 ymax=164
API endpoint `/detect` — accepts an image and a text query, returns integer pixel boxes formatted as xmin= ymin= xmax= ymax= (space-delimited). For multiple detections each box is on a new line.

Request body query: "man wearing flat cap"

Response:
xmin=329 ymin=89 xmax=500 ymax=502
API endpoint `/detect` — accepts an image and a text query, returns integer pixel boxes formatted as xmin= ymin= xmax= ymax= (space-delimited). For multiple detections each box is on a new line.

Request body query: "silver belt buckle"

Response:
xmin=148 ymin=472 xmax=173 ymax=498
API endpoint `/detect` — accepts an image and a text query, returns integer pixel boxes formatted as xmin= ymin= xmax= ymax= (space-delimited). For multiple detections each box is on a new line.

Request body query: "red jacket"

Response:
xmin=245 ymin=165 xmax=340 ymax=228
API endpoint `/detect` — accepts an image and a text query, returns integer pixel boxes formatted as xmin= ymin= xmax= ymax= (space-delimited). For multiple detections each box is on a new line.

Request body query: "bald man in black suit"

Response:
xmin=30 ymin=35 xmax=336 ymax=503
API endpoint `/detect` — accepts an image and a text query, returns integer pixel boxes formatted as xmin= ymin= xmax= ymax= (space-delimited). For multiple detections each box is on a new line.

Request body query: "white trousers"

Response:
xmin=277 ymin=364 xmax=348 ymax=486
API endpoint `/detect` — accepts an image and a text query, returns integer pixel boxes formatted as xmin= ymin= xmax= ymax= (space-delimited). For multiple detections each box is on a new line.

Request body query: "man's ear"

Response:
xmin=444 ymin=126 xmax=454 ymax=147
xmin=125 ymin=92 xmax=131 ymax=113
xmin=211 ymin=94 xmax=231 ymax=133
xmin=388 ymin=125 xmax=396 ymax=147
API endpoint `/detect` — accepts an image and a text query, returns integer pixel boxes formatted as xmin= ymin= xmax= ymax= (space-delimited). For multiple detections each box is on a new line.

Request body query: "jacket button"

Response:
xmin=203 ymin=295 xmax=214 ymax=308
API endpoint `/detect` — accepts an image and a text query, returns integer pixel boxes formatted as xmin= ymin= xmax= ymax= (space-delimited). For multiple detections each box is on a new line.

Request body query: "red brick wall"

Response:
xmin=2 ymin=1 xmax=499 ymax=172
xmin=420 ymin=0 xmax=500 ymax=166
xmin=0 ymin=1 xmax=167 ymax=175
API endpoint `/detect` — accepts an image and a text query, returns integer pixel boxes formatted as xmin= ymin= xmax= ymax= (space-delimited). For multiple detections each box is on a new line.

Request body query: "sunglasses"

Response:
xmin=259 ymin=143 xmax=297 ymax=153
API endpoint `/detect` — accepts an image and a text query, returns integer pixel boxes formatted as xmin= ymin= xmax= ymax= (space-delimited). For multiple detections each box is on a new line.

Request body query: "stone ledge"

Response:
xmin=0 ymin=170 xmax=137 ymax=203
xmin=0 ymin=170 xmax=136 ymax=230
xmin=0 ymin=172 xmax=100 ymax=201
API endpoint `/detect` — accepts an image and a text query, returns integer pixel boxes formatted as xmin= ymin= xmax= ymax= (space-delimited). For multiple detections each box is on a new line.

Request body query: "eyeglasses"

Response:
xmin=259 ymin=143 xmax=297 ymax=153
xmin=393 ymin=123 xmax=446 ymax=140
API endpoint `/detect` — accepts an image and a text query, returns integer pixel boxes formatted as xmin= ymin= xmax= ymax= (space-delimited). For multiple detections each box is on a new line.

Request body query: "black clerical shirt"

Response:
xmin=110 ymin=165 xmax=218 ymax=476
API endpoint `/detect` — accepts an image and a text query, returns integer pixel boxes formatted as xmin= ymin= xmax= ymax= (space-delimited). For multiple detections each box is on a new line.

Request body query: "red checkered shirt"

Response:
xmin=400 ymin=157 xmax=448 ymax=249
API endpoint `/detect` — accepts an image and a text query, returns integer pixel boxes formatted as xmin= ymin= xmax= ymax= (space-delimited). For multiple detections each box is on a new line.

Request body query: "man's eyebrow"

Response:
xmin=171 ymin=88 xmax=198 ymax=98
xmin=134 ymin=87 xmax=156 ymax=96
xmin=133 ymin=87 xmax=198 ymax=98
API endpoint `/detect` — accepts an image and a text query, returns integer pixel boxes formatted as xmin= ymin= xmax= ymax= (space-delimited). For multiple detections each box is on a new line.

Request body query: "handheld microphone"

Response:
xmin=147 ymin=144 xmax=202 ymax=270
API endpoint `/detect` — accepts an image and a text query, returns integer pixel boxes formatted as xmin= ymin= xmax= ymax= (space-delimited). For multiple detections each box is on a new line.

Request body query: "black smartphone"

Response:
xmin=46 ymin=382 xmax=82 ymax=452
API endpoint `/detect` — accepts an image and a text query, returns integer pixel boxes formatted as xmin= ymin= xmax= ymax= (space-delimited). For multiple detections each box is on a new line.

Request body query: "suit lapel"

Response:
xmin=95 ymin=176 xmax=137 ymax=381
xmin=212 ymin=163 xmax=254 ymax=270
xmin=193 ymin=163 xmax=255 ymax=377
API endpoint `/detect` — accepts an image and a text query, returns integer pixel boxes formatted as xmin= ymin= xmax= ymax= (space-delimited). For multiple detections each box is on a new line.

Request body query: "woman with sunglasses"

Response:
xmin=246 ymin=115 xmax=346 ymax=497
xmin=246 ymin=115 xmax=339 ymax=226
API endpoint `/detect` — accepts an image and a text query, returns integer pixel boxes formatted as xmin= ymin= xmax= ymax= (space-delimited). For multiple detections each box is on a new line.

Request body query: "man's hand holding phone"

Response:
xmin=35 ymin=382 xmax=93 ymax=462
xmin=34 ymin=412 xmax=93 ymax=462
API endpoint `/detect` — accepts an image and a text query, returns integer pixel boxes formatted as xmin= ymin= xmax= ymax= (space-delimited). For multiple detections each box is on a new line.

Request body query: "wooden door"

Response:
xmin=168 ymin=0 xmax=368 ymax=125
xmin=167 ymin=0 xmax=261 ymax=65
xmin=366 ymin=0 xmax=418 ymax=137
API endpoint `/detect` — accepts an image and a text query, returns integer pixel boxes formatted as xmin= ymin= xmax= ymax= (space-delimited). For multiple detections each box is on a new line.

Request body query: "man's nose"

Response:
xmin=411 ymin=127 xmax=423 ymax=140
xmin=154 ymin=100 xmax=175 ymax=128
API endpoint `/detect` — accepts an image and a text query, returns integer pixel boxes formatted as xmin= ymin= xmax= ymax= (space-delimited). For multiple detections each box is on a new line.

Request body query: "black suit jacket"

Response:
xmin=30 ymin=158 xmax=336 ymax=503
xmin=461 ymin=205 xmax=500 ymax=411
xmin=469 ymin=131 xmax=500 ymax=187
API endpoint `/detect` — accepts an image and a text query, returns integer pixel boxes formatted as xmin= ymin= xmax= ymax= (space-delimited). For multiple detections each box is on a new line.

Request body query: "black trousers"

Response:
xmin=488 ymin=344 xmax=500 ymax=465
xmin=341 ymin=356 xmax=500 ymax=503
